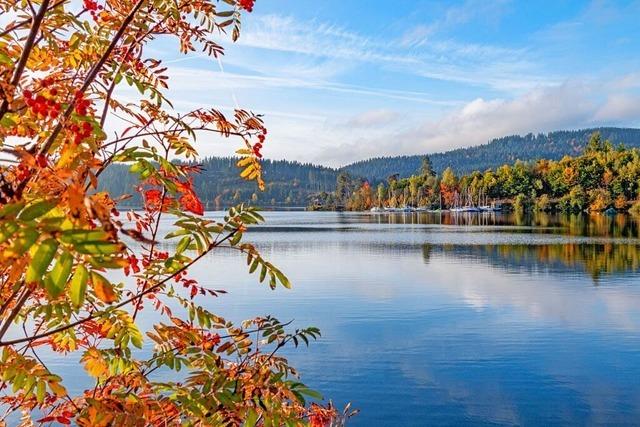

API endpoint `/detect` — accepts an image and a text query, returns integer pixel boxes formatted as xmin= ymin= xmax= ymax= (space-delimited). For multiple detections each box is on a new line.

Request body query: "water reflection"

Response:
xmin=364 ymin=211 xmax=640 ymax=238
xmin=212 ymin=212 xmax=640 ymax=425
xmin=424 ymin=242 xmax=640 ymax=280
xmin=37 ymin=212 xmax=640 ymax=426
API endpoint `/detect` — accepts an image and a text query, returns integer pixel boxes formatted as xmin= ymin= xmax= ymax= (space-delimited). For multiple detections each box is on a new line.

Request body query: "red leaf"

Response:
xmin=179 ymin=191 xmax=204 ymax=215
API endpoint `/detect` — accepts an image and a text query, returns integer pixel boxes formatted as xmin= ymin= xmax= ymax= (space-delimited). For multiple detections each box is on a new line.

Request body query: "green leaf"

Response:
xmin=230 ymin=231 xmax=242 ymax=246
xmin=73 ymin=241 xmax=124 ymax=255
xmin=0 ymin=221 xmax=19 ymax=244
xmin=0 ymin=114 xmax=16 ymax=127
xmin=0 ymin=50 xmax=12 ymax=65
xmin=36 ymin=380 xmax=45 ymax=404
xmin=164 ymin=228 xmax=190 ymax=239
xmin=274 ymin=270 xmax=291 ymax=289
xmin=70 ymin=265 xmax=89 ymax=307
xmin=26 ymin=239 xmax=59 ymax=283
xmin=176 ymin=236 xmax=191 ymax=254
xmin=0 ymin=202 xmax=25 ymax=219
xmin=45 ymin=251 xmax=73 ymax=298
xmin=249 ymin=257 xmax=259 ymax=274
xmin=18 ymin=200 xmax=58 ymax=221
xmin=298 ymin=387 xmax=323 ymax=400
xmin=10 ymin=228 xmax=38 ymax=256
xmin=244 ymin=409 xmax=259 ymax=427
xmin=60 ymin=229 xmax=109 ymax=243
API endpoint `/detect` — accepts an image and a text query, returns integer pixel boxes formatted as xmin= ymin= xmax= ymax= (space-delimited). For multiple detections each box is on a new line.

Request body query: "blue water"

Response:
xmin=37 ymin=212 xmax=640 ymax=425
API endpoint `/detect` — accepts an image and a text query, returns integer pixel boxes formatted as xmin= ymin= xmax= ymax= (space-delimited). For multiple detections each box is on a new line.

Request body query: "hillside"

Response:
xmin=100 ymin=127 xmax=640 ymax=207
xmin=99 ymin=157 xmax=339 ymax=207
xmin=341 ymin=127 xmax=640 ymax=181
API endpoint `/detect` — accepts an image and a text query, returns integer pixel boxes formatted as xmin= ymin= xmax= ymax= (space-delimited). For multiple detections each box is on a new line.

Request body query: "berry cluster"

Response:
xmin=83 ymin=0 xmax=98 ymax=10
xmin=253 ymin=128 xmax=267 ymax=158
xmin=238 ymin=0 xmax=255 ymax=12
xmin=68 ymin=121 xmax=93 ymax=144
xmin=15 ymin=163 xmax=32 ymax=181
xmin=83 ymin=0 xmax=104 ymax=21
xmin=24 ymin=85 xmax=60 ymax=120
xmin=74 ymin=92 xmax=92 ymax=116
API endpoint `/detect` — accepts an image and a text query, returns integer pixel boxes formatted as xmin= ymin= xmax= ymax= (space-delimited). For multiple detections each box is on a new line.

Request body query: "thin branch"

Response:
xmin=37 ymin=0 xmax=147 ymax=157
xmin=0 ymin=229 xmax=239 ymax=347
xmin=0 ymin=287 xmax=33 ymax=342
xmin=0 ymin=282 xmax=23 ymax=319
xmin=0 ymin=0 xmax=52 ymax=120
xmin=132 ymin=143 xmax=170 ymax=321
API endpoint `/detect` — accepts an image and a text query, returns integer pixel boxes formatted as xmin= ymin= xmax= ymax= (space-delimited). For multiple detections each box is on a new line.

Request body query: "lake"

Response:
xmin=42 ymin=211 xmax=640 ymax=425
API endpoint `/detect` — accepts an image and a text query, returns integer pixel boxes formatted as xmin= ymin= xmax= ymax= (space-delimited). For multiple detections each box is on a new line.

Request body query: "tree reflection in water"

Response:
xmin=406 ymin=213 xmax=640 ymax=282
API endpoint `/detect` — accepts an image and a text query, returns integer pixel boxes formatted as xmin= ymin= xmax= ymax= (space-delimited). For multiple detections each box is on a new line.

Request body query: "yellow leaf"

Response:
xmin=48 ymin=380 xmax=67 ymax=397
xmin=236 ymin=157 xmax=253 ymax=167
xmin=90 ymin=272 xmax=117 ymax=303
xmin=81 ymin=347 xmax=109 ymax=379
xmin=240 ymin=164 xmax=254 ymax=178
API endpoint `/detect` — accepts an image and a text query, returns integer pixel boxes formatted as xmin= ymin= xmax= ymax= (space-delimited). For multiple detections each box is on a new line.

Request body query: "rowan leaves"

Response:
xmin=0 ymin=0 xmax=343 ymax=424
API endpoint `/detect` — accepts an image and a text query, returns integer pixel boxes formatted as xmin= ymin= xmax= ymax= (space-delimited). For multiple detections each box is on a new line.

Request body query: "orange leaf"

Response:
xmin=90 ymin=271 xmax=117 ymax=303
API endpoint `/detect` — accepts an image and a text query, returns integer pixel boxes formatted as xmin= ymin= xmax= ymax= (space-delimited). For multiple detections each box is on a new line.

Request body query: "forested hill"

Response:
xmin=341 ymin=127 xmax=640 ymax=181
xmin=100 ymin=127 xmax=640 ymax=207
xmin=99 ymin=157 xmax=339 ymax=207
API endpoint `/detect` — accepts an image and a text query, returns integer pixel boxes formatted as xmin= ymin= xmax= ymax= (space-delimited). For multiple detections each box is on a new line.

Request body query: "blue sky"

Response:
xmin=158 ymin=0 xmax=640 ymax=166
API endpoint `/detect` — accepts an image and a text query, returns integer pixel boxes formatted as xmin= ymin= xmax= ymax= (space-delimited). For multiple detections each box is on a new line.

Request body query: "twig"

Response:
xmin=0 ymin=0 xmax=52 ymax=120
xmin=0 ymin=229 xmax=238 ymax=347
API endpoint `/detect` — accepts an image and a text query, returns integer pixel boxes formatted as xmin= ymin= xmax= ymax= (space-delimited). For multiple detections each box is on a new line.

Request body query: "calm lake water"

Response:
xmin=42 ymin=212 xmax=640 ymax=425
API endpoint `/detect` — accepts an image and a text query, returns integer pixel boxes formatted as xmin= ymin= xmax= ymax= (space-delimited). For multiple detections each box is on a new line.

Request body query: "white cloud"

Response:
xmin=342 ymin=109 xmax=400 ymax=128
xmin=593 ymin=94 xmax=640 ymax=123
xmin=609 ymin=72 xmax=640 ymax=90
xmin=312 ymin=80 xmax=640 ymax=165
xmin=239 ymin=15 xmax=413 ymax=65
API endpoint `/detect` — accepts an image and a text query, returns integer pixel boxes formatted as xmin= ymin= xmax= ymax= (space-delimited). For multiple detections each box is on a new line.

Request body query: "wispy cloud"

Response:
xmin=238 ymin=13 xmax=550 ymax=93
xmin=239 ymin=15 xmax=415 ymax=64
xmin=164 ymin=66 xmax=462 ymax=106
xmin=401 ymin=0 xmax=513 ymax=48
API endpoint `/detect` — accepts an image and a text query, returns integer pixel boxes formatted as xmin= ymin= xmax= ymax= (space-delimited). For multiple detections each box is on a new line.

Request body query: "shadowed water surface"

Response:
xmin=44 ymin=212 xmax=640 ymax=425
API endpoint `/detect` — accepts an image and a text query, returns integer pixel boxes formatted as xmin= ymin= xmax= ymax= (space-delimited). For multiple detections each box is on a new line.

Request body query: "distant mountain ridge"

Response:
xmin=99 ymin=157 xmax=339 ymax=207
xmin=341 ymin=127 xmax=640 ymax=181
xmin=100 ymin=127 xmax=640 ymax=206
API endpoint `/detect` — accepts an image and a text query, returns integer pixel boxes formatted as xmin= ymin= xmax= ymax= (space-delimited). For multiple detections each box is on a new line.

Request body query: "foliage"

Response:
xmin=97 ymin=128 xmax=640 ymax=208
xmin=534 ymin=194 xmax=551 ymax=212
xmin=341 ymin=127 xmax=640 ymax=181
xmin=512 ymin=194 xmax=529 ymax=212
xmin=337 ymin=133 xmax=640 ymax=213
xmin=0 ymin=0 xmax=345 ymax=425
xmin=100 ymin=157 xmax=340 ymax=208
xmin=630 ymin=200 xmax=640 ymax=216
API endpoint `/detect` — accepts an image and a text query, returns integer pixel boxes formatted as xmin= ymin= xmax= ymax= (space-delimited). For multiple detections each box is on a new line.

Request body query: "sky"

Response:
xmin=152 ymin=0 xmax=640 ymax=167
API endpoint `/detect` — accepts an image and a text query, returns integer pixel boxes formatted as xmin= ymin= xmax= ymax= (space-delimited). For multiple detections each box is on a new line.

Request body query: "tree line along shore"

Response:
xmin=310 ymin=133 xmax=640 ymax=215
